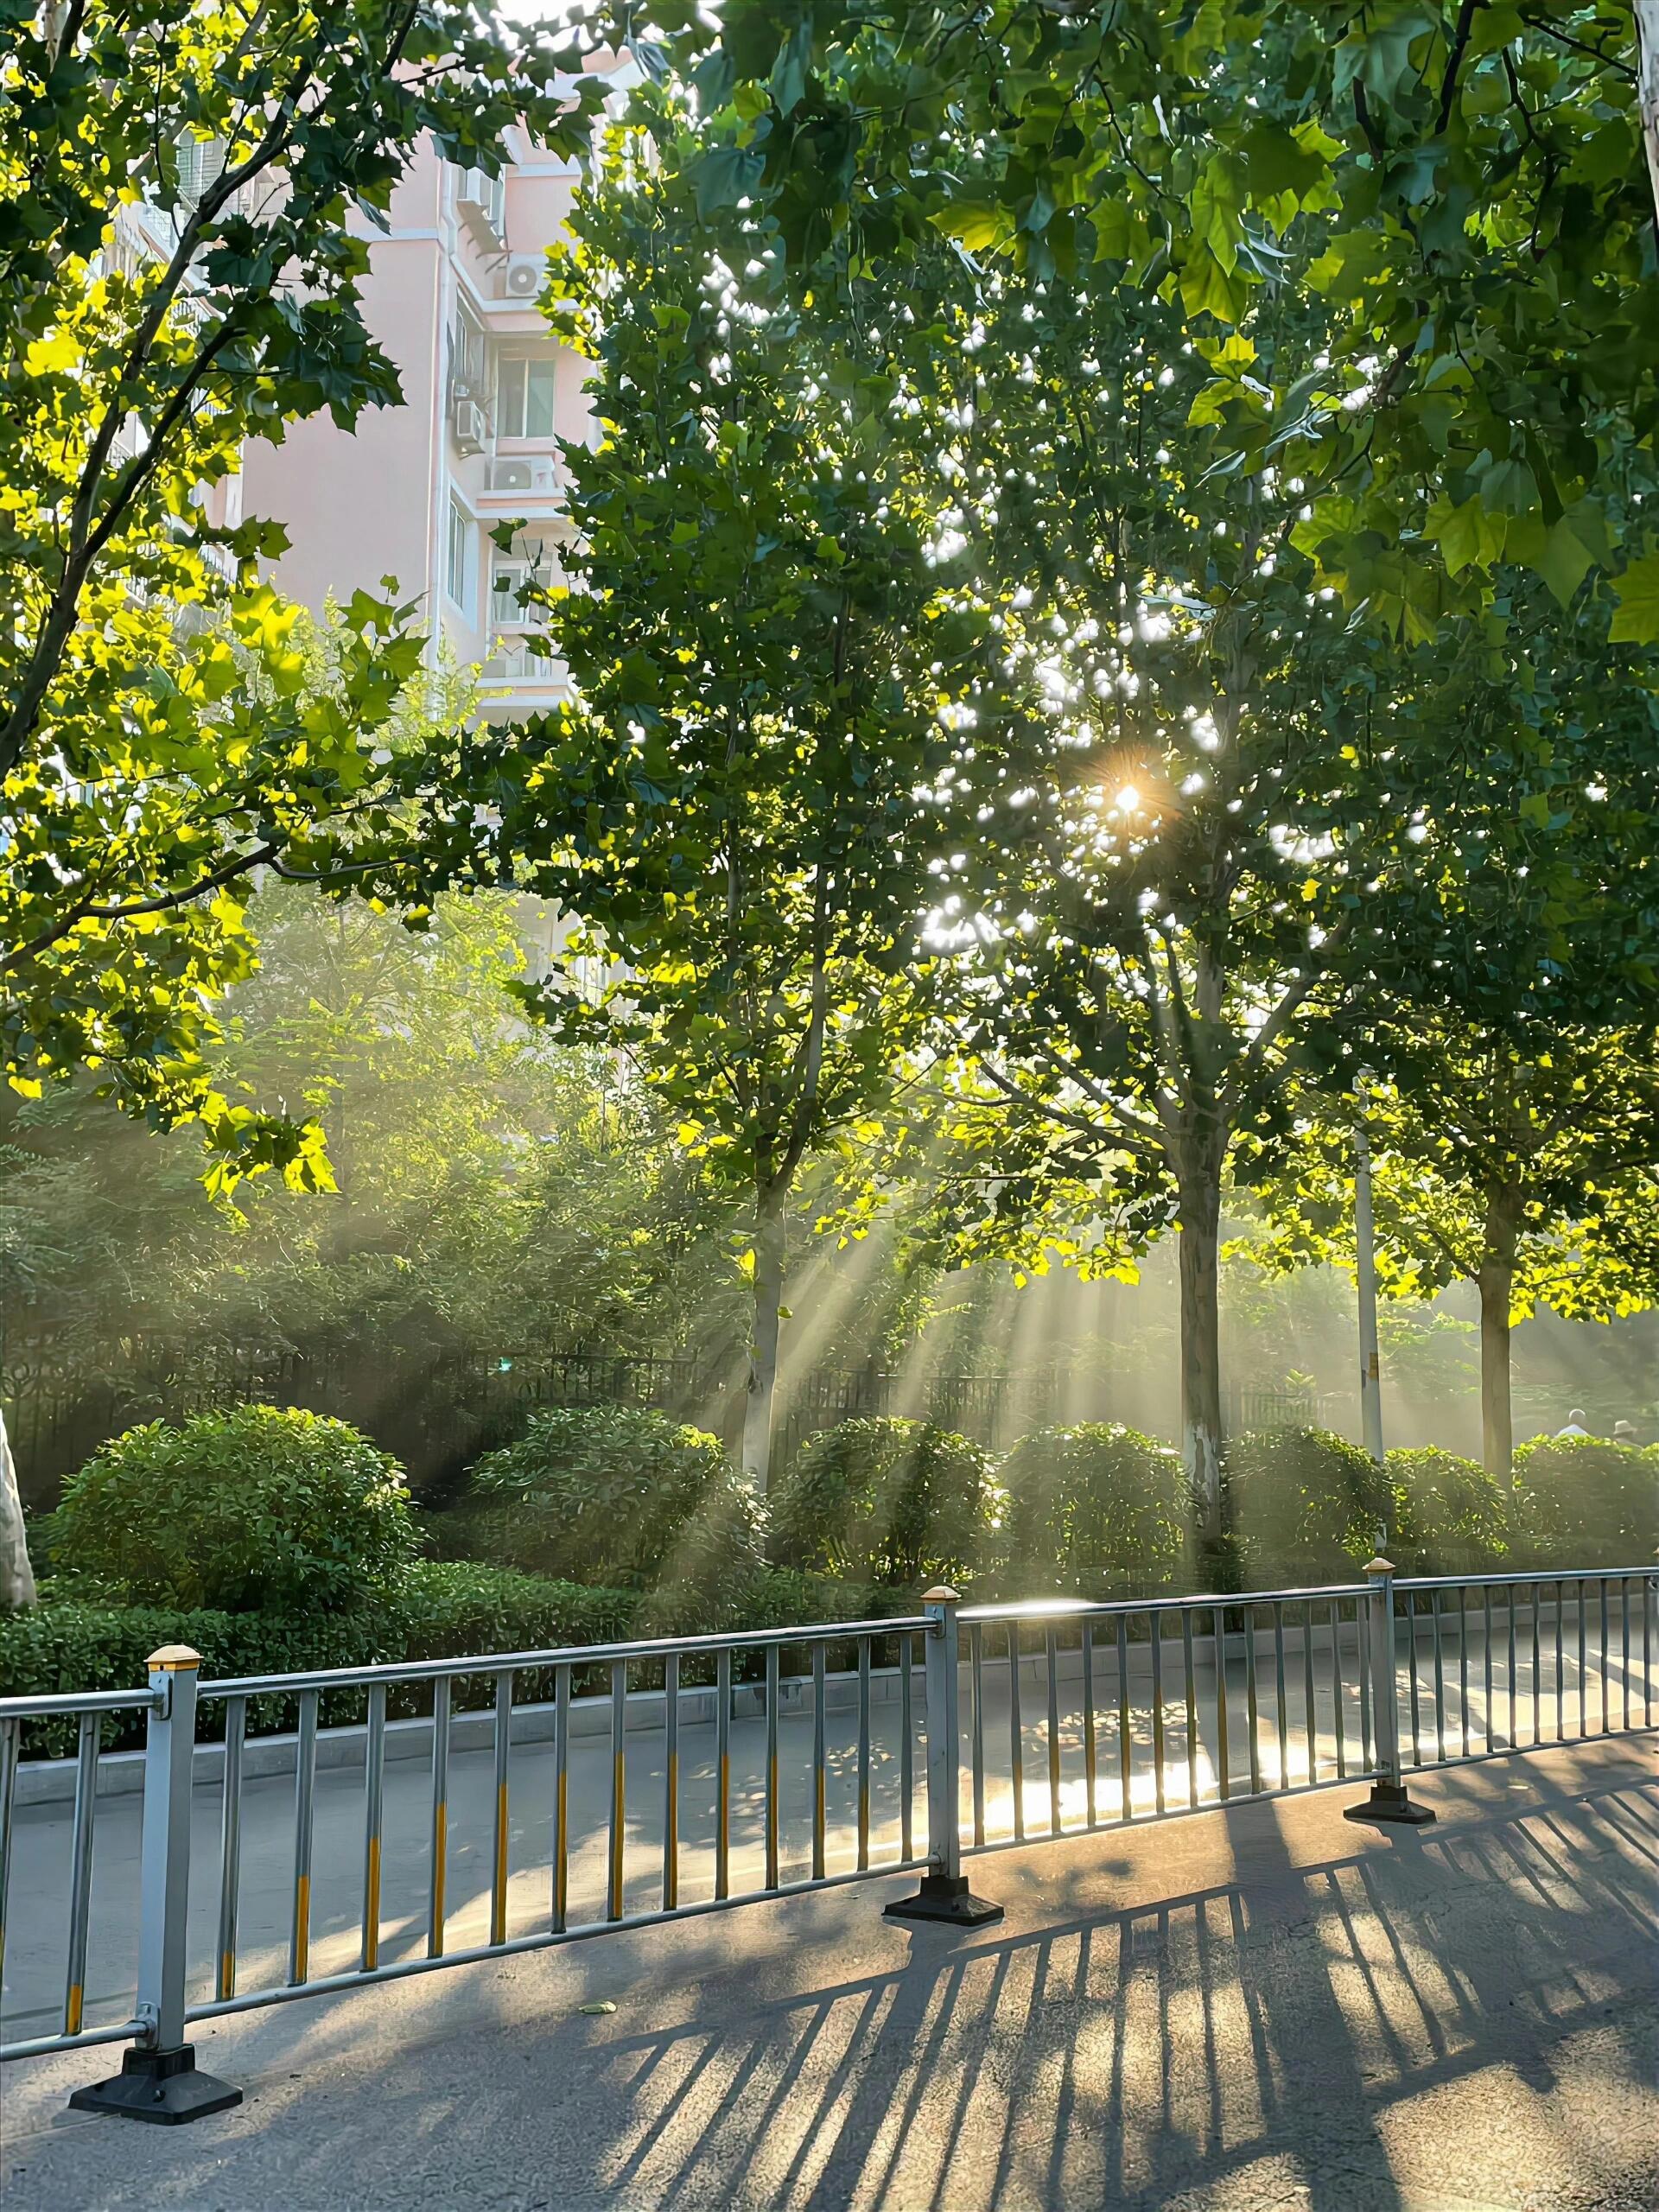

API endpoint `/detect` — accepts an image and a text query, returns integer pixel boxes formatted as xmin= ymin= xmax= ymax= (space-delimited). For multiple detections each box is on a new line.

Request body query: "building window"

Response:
xmin=445 ymin=495 xmax=472 ymax=613
xmin=497 ymin=356 xmax=556 ymax=442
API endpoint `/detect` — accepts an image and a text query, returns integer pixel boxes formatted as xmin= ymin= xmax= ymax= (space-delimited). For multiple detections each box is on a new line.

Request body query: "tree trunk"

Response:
xmin=1637 ymin=1 xmax=1659 ymax=237
xmin=741 ymin=1194 xmax=787 ymax=1494
xmin=1177 ymin=1160 xmax=1224 ymax=1545
xmin=0 ymin=1406 xmax=38 ymax=1610
xmin=1476 ymin=1192 xmax=1521 ymax=1486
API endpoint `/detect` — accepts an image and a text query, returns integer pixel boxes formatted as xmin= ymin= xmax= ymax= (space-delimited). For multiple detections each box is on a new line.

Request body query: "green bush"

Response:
xmin=1387 ymin=1447 xmax=1510 ymax=1577
xmin=1512 ymin=1436 xmax=1659 ymax=1568
xmin=45 ymin=1405 xmax=418 ymax=1612
xmin=0 ymin=1562 xmax=640 ymax=1757
xmin=461 ymin=1404 xmax=763 ymax=1592
xmin=1224 ymin=1426 xmax=1393 ymax=1586
xmin=1001 ymin=1423 xmax=1188 ymax=1597
xmin=769 ymin=1418 xmax=1004 ymax=1590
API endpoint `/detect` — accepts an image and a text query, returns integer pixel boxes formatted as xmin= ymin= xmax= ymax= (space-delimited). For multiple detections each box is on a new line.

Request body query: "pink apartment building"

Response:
xmin=238 ymin=116 xmax=618 ymax=717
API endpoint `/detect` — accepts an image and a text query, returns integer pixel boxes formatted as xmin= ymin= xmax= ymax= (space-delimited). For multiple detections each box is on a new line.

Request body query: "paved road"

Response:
xmin=1 ymin=1738 xmax=1653 ymax=2211
xmin=3 ymin=1611 xmax=1645 ymax=2044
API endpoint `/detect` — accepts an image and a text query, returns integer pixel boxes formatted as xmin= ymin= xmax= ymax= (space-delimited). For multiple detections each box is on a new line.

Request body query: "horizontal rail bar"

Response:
xmin=961 ymin=1586 xmax=1371 ymax=1624
xmin=0 ymin=2018 xmax=143 ymax=2063
xmin=195 ymin=1616 xmax=935 ymax=1702
xmin=1393 ymin=1568 xmax=1656 ymax=1592
xmin=0 ymin=1688 xmax=163 ymax=1723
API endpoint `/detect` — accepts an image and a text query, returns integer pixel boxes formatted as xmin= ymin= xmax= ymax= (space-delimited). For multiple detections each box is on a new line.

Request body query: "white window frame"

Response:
xmin=496 ymin=354 xmax=556 ymax=442
xmin=444 ymin=494 xmax=473 ymax=614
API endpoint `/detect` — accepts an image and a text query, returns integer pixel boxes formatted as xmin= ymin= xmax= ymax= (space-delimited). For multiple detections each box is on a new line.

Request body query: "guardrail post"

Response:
xmin=1345 ymin=1561 xmax=1435 ymax=1827
xmin=886 ymin=1588 xmax=1003 ymax=1925
xmin=71 ymin=1648 xmax=242 ymax=2124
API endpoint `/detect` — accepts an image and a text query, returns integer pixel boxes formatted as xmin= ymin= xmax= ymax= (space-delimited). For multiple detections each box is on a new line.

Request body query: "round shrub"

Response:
xmin=1001 ymin=1423 xmax=1188 ymax=1598
xmin=1386 ymin=1447 xmax=1509 ymax=1576
xmin=1512 ymin=1436 xmax=1659 ymax=1568
xmin=462 ymin=1404 xmax=762 ymax=1592
xmin=47 ymin=1405 xmax=417 ymax=1613
xmin=769 ymin=1418 xmax=1004 ymax=1590
xmin=1224 ymin=1426 xmax=1393 ymax=1586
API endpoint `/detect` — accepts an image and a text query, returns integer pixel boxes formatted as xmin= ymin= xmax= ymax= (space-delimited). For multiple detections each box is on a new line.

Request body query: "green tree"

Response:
xmin=409 ymin=91 xmax=996 ymax=1488
xmin=2 ymin=2 xmax=601 ymax=1179
xmin=1250 ymin=1020 xmax=1659 ymax=1481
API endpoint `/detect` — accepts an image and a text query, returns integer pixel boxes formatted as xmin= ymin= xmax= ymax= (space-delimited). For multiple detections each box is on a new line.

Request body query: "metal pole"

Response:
xmin=70 ymin=1647 xmax=243 ymax=2122
xmin=1344 ymin=1563 xmax=1434 ymax=1827
xmin=1355 ymin=1105 xmax=1385 ymax=1466
xmin=885 ymin=1588 xmax=1003 ymax=1924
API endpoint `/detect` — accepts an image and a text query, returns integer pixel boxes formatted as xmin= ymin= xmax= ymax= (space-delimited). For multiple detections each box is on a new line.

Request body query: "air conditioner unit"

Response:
xmin=492 ymin=457 xmax=533 ymax=493
xmin=505 ymin=255 xmax=543 ymax=300
xmin=453 ymin=398 xmax=486 ymax=455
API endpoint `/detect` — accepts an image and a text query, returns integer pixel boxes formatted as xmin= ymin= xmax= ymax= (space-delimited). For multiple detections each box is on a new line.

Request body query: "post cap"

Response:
xmin=147 ymin=1644 xmax=202 ymax=1672
xmin=1363 ymin=1557 xmax=1395 ymax=1577
xmin=922 ymin=1586 xmax=960 ymax=1605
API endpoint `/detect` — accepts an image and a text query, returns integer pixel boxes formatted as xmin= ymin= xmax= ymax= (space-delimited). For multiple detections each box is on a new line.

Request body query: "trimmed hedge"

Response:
xmin=769 ymin=1417 xmax=1004 ymax=1590
xmin=44 ymin=1405 xmax=417 ymax=1613
xmin=1386 ymin=1447 xmax=1510 ymax=1576
xmin=460 ymin=1404 xmax=763 ymax=1594
xmin=1512 ymin=1436 xmax=1659 ymax=1568
xmin=1001 ymin=1424 xmax=1188 ymax=1597
xmin=1225 ymin=1427 xmax=1392 ymax=1586
xmin=0 ymin=1563 xmax=639 ymax=1757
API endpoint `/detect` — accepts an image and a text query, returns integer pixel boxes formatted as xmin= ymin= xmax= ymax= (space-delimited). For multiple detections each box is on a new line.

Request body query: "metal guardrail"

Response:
xmin=0 ymin=1562 xmax=1653 ymax=2122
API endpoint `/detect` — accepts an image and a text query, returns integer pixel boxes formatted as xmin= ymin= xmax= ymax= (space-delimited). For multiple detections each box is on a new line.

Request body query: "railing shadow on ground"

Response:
xmin=48 ymin=1755 xmax=1651 ymax=2212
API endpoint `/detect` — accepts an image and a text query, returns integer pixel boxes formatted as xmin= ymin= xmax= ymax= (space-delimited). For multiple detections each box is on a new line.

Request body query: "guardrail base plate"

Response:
xmin=69 ymin=2043 xmax=243 ymax=2126
xmin=1344 ymin=1781 xmax=1436 ymax=1828
xmin=886 ymin=1873 xmax=1004 ymax=1926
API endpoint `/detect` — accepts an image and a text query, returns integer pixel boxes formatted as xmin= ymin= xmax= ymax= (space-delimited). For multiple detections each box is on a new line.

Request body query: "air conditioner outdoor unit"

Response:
xmin=453 ymin=398 xmax=486 ymax=455
xmin=505 ymin=255 xmax=543 ymax=299
xmin=492 ymin=457 xmax=534 ymax=493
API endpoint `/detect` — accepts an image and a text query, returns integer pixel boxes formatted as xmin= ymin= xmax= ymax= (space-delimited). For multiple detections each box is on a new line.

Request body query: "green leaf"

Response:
xmin=691 ymin=145 xmax=765 ymax=220
xmin=1609 ymin=551 xmax=1659 ymax=644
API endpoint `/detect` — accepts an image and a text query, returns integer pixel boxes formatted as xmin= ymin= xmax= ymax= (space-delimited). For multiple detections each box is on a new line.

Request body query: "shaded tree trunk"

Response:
xmin=1177 ymin=1155 xmax=1225 ymax=1545
xmin=1477 ymin=1189 xmax=1521 ymax=1486
xmin=0 ymin=1407 xmax=38 ymax=1610
xmin=741 ymin=1192 xmax=787 ymax=1494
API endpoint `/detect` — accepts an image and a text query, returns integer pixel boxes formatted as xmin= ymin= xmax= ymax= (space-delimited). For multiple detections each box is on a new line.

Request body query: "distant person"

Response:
xmin=1612 ymin=1420 xmax=1637 ymax=1446
xmin=1554 ymin=1408 xmax=1592 ymax=1439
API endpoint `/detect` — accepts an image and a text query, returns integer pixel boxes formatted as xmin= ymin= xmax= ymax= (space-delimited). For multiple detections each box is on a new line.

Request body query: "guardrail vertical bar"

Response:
xmin=715 ymin=1649 xmax=731 ymax=1903
xmin=1182 ymin=1611 xmax=1199 ymax=1808
xmin=1007 ymin=1621 xmax=1026 ymax=1842
xmin=1505 ymin=1586 xmax=1518 ymax=1750
xmin=62 ymin=1713 xmax=100 ymax=2036
xmin=764 ymin=1645 xmax=780 ymax=1891
xmin=1554 ymin=1580 xmax=1566 ymax=1742
xmin=552 ymin=1663 xmax=570 ymax=1933
xmin=1599 ymin=1580 xmax=1611 ymax=1734
xmin=360 ymin=1686 xmax=385 ymax=1972
xmin=1046 ymin=1628 xmax=1063 ymax=1836
xmin=1430 ymin=1590 xmax=1446 ymax=1765
xmin=886 ymin=1587 xmax=1001 ymax=1924
xmin=899 ymin=1632 xmax=915 ymax=1863
xmin=1244 ymin=1607 xmax=1261 ymax=1796
xmin=491 ymin=1671 xmax=513 ymax=1948
xmin=289 ymin=1691 xmax=318 ymax=1986
xmin=1272 ymin=1603 xmax=1289 ymax=1790
xmin=1346 ymin=1560 xmax=1433 ymax=1827
xmin=1531 ymin=1584 xmax=1543 ymax=1745
xmin=1082 ymin=1624 xmax=1098 ymax=1827
xmin=1214 ymin=1605 xmax=1231 ymax=1798
xmin=1404 ymin=1591 xmax=1421 ymax=1766
xmin=1459 ymin=1586 xmax=1471 ymax=1760
xmin=211 ymin=1698 xmax=247 ymax=2005
xmin=1484 ymin=1587 xmax=1496 ymax=1751
xmin=811 ymin=1643 xmax=827 ymax=1881
xmin=1150 ymin=1610 xmax=1166 ymax=1815
xmin=1300 ymin=1601 xmax=1317 ymax=1789
xmin=856 ymin=1637 xmax=872 ymax=1872
xmin=1357 ymin=1593 xmax=1372 ymax=1770
xmin=1116 ymin=1614 xmax=1132 ymax=1818
xmin=1645 ymin=1567 xmax=1655 ymax=1728
xmin=1576 ymin=1578 xmax=1587 ymax=1739
xmin=1619 ymin=1579 xmax=1630 ymax=1732
xmin=663 ymin=1654 xmax=680 ymax=1911
xmin=428 ymin=1677 xmax=451 ymax=1958
xmin=70 ymin=1647 xmax=241 ymax=2122
xmin=969 ymin=1623 xmax=986 ymax=1847
xmin=607 ymin=1658 xmax=626 ymax=1920
xmin=1330 ymin=1599 xmax=1345 ymax=1780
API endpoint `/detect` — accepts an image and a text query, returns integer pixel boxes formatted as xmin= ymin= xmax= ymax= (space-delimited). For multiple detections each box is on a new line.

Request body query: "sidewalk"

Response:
xmin=2 ymin=1738 xmax=1654 ymax=2212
